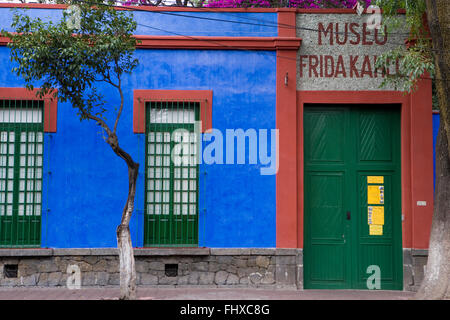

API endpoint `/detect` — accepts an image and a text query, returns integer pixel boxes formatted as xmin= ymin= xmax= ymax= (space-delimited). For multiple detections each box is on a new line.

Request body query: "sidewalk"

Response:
xmin=0 ymin=286 xmax=415 ymax=300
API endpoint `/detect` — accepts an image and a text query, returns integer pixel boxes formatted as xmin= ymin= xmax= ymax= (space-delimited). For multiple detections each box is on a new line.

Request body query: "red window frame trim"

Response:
xmin=133 ymin=89 xmax=213 ymax=134
xmin=0 ymin=87 xmax=58 ymax=132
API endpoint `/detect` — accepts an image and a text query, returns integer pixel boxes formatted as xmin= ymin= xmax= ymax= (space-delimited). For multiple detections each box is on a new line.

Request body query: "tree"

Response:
xmin=1 ymin=0 xmax=140 ymax=300
xmin=375 ymin=0 xmax=449 ymax=299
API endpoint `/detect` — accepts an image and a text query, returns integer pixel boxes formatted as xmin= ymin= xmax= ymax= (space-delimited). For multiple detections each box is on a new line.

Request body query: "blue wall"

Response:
xmin=0 ymin=8 xmax=278 ymax=37
xmin=0 ymin=8 xmax=277 ymax=248
xmin=432 ymin=112 xmax=440 ymax=191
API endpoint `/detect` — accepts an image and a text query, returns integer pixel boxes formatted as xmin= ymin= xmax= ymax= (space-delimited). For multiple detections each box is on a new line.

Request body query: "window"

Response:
xmin=144 ymin=101 xmax=199 ymax=246
xmin=0 ymin=100 xmax=43 ymax=247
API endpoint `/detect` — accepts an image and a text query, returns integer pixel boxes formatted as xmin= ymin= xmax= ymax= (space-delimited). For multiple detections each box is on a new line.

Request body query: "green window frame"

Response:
xmin=144 ymin=101 xmax=199 ymax=247
xmin=0 ymin=100 xmax=44 ymax=247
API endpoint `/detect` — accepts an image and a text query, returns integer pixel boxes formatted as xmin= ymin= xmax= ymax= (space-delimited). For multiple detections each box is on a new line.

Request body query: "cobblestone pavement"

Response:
xmin=0 ymin=286 xmax=415 ymax=300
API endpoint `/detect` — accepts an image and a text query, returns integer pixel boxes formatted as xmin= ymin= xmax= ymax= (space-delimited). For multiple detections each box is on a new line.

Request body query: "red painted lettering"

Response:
xmin=299 ymin=55 xmax=308 ymax=77
xmin=375 ymin=26 xmax=388 ymax=45
xmin=324 ymin=55 xmax=335 ymax=77
xmin=373 ymin=55 xmax=380 ymax=78
xmin=349 ymin=23 xmax=360 ymax=45
xmin=319 ymin=55 xmax=324 ymax=77
xmin=335 ymin=23 xmax=348 ymax=45
xmin=361 ymin=55 xmax=373 ymax=77
xmin=349 ymin=55 xmax=360 ymax=78
xmin=362 ymin=23 xmax=373 ymax=45
xmin=309 ymin=55 xmax=319 ymax=77
xmin=318 ymin=22 xmax=334 ymax=45
xmin=334 ymin=55 xmax=347 ymax=78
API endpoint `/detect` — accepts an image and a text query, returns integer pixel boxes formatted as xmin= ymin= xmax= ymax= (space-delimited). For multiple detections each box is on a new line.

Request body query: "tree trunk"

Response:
xmin=117 ymin=161 xmax=139 ymax=300
xmin=417 ymin=0 xmax=450 ymax=299
xmin=415 ymin=123 xmax=450 ymax=299
xmin=105 ymin=132 xmax=139 ymax=300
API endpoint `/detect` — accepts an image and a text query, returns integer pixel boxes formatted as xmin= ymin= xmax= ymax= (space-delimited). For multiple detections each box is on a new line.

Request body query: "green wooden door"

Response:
xmin=144 ymin=102 xmax=199 ymax=247
xmin=0 ymin=100 xmax=43 ymax=247
xmin=303 ymin=104 xmax=402 ymax=290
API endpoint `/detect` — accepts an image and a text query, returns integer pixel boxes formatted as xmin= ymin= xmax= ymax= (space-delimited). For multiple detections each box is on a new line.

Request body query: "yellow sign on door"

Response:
xmin=369 ymin=224 xmax=383 ymax=236
xmin=368 ymin=176 xmax=384 ymax=184
xmin=368 ymin=206 xmax=384 ymax=225
xmin=368 ymin=185 xmax=384 ymax=204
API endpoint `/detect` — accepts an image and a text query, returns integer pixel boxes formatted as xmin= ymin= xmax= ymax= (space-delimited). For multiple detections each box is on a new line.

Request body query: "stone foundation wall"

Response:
xmin=0 ymin=248 xmax=427 ymax=290
xmin=0 ymin=248 xmax=303 ymax=288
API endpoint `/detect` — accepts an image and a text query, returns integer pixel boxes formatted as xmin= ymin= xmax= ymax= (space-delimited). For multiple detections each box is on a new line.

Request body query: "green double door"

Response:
xmin=303 ymin=104 xmax=403 ymax=290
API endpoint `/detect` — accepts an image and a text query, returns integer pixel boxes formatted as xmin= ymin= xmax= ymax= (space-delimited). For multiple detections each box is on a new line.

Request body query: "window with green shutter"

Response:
xmin=144 ymin=101 xmax=199 ymax=247
xmin=0 ymin=100 xmax=44 ymax=247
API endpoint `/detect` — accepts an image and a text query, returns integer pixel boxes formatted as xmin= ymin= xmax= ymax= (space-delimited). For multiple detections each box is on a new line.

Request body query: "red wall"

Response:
xmin=275 ymin=10 xmax=434 ymax=250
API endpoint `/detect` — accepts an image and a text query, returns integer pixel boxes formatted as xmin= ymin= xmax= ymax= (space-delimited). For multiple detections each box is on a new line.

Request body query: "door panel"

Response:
xmin=304 ymin=104 xmax=402 ymax=290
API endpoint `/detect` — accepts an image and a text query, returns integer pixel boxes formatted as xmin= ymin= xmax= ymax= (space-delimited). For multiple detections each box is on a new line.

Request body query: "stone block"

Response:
xmin=37 ymin=273 xmax=49 ymax=286
xmin=135 ymin=261 xmax=149 ymax=273
xmin=208 ymin=262 xmax=221 ymax=272
xmin=296 ymin=253 xmax=303 ymax=265
xmin=215 ymin=256 xmax=233 ymax=265
xmin=148 ymin=262 xmax=165 ymax=271
xmin=247 ymin=257 xmax=257 ymax=267
xmin=91 ymin=248 xmax=118 ymax=256
xmin=403 ymin=249 xmax=412 ymax=266
xmin=105 ymin=260 xmax=119 ymax=273
xmin=250 ymin=248 xmax=276 ymax=256
xmin=248 ymin=272 xmax=263 ymax=286
xmin=275 ymin=265 xmax=297 ymax=286
xmin=232 ymin=258 xmax=247 ymax=268
xmin=210 ymin=248 xmax=251 ymax=256
xmin=403 ymin=265 xmax=414 ymax=289
xmin=0 ymin=249 xmax=53 ymax=257
xmin=275 ymin=249 xmax=299 ymax=256
xmin=91 ymin=260 xmax=109 ymax=272
xmin=255 ymin=256 xmax=270 ymax=268
xmin=48 ymin=272 xmax=62 ymax=286
xmin=226 ymin=274 xmax=239 ymax=285
xmin=188 ymin=272 xmax=200 ymax=285
xmin=198 ymin=272 xmax=215 ymax=285
xmin=140 ymin=273 xmax=158 ymax=285
xmin=276 ymin=256 xmax=297 ymax=266
xmin=261 ymin=272 xmax=275 ymax=285
xmin=108 ymin=273 xmax=120 ymax=285
xmin=20 ymin=275 xmax=38 ymax=286
xmin=0 ymin=278 xmax=18 ymax=286
xmin=81 ymin=272 xmax=96 ymax=286
xmin=192 ymin=262 xmax=208 ymax=272
xmin=237 ymin=267 xmax=258 ymax=278
xmin=83 ymin=256 xmax=99 ymax=266
xmin=296 ymin=265 xmax=303 ymax=290
xmin=177 ymin=275 xmax=190 ymax=285
xmin=53 ymin=249 xmax=92 ymax=256
xmin=214 ymin=271 xmax=228 ymax=285
xmin=19 ymin=260 xmax=40 ymax=276
xmin=37 ymin=260 xmax=58 ymax=273
xmin=159 ymin=276 xmax=177 ymax=285
xmin=225 ymin=265 xmax=237 ymax=274
xmin=95 ymin=272 xmax=110 ymax=286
